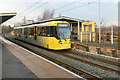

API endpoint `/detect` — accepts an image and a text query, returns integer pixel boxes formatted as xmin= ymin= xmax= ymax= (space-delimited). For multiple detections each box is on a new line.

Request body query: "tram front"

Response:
xmin=55 ymin=23 xmax=71 ymax=50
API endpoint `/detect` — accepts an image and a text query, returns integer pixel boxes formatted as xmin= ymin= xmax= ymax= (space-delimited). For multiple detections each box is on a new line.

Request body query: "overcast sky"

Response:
xmin=0 ymin=0 xmax=119 ymax=26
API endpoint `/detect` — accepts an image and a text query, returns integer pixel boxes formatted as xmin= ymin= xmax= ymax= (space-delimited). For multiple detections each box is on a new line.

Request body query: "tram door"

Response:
xmin=34 ymin=26 xmax=37 ymax=40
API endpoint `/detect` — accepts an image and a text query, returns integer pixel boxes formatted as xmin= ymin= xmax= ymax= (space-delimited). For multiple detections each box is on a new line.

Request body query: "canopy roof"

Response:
xmin=0 ymin=13 xmax=16 ymax=24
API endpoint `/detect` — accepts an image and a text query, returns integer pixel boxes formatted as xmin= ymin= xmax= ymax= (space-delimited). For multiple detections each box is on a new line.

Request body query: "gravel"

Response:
xmin=66 ymin=53 xmax=119 ymax=71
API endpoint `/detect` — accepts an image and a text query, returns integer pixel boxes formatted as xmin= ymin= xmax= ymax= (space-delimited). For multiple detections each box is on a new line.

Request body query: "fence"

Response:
xmin=96 ymin=32 xmax=119 ymax=44
xmin=78 ymin=32 xmax=95 ymax=43
xmin=76 ymin=31 xmax=119 ymax=44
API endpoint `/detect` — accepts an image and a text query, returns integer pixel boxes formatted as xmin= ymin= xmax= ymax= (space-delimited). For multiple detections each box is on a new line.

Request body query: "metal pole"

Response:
xmin=99 ymin=0 xmax=101 ymax=43
xmin=81 ymin=32 xmax=82 ymax=43
xmin=111 ymin=26 xmax=113 ymax=44
xmin=24 ymin=16 xmax=26 ymax=24
xmin=78 ymin=21 xmax=80 ymax=36
xmin=71 ymin=23 xmax=72 ymax=31
xmin=90 ymin=33 xmax=92 ymax=42
xmin=78 ymin=21 xmax=80 ymax=40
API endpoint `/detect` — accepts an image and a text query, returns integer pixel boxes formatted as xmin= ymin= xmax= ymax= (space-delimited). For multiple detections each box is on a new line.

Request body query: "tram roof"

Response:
xmin=0 ymin=13 xmax=16 ymax=24
xmin=14 ymin=22 xmax=51 ymax=29
xmin=14 ymin=21 xmax=69 ymax=29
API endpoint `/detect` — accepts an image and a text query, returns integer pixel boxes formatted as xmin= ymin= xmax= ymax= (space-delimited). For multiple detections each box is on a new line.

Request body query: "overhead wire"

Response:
xmin=17 ymin=0 xmax=41 ymax=16
xmin=55 ymin=2 xmax=97 ymax=15
xmin=16 ymin=0 xmax=82 ymax=18
xmin=10 ymin=0 xmax=97 ymax=24
xmin=54 ymin=0 xmax=83 ymax=11
xmin=6 ymin=0 xmax=42 ymax=23
xmin=21 ymin=1 xmax=97 ymax=22
xmin=24 ymin=0 xmax=53 ymax=16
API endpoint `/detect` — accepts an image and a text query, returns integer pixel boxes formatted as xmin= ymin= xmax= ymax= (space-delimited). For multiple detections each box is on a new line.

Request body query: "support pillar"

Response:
xmin=71 ymin=23 xmax=72 ymax=31
xmin=81 ymin=32 xmax=82 ymax=43
xmin=111 ymin=26 xmax=113 ymax=44
xmin=78 ymin=22 xmax=79 ymax=35
xmin=78 ymin=21 xmax=80 ymax=40
xmin=90 ymin=33 xmax=92 ymax=42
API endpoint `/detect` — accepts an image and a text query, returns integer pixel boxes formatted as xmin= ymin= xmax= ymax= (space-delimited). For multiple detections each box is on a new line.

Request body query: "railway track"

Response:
xmin=6 ymin=37 xmax=120 ymax=79
xmin=50 ymin=50 xmax=120 ymax=74
xmin=67 ymin=50 xmax=120 ymax=66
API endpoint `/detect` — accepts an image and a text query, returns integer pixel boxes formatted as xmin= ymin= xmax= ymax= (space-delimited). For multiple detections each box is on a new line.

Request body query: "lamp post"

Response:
xmin=99 ymin=0 xmax=101 ymax=43
xmin=111 ymin=25 xmax=113 ymax=44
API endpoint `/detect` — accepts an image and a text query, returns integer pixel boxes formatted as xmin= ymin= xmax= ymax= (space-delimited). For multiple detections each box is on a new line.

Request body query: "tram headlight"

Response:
xmin=69 ymin=41 xmax=71 ymax=43
xmin=59 ymin=40 xmax=62 ymax=44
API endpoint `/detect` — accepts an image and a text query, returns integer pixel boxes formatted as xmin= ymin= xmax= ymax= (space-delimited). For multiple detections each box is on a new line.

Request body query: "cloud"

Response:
xmin=105 ymin=21 xmax=118 ymax=26
xmin=111 ymin=21 xmax=118 ymax=25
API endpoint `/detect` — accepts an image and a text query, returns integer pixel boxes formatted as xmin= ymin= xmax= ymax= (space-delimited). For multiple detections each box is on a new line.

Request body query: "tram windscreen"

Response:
xmin=57 ymin=23 xmax=70 ymax=39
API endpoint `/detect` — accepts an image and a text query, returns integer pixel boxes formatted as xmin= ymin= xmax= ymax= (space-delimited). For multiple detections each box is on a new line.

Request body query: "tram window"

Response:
xmin=43 ymin=27 xmax=47 ymax=36
xmin=24 ymin=28 xmax=28 ymax=35
xmin=27 ymin=28 xmax=30 ymax=35
xmin=18 ymin=29 xmax=22 ymax=34
xmin=41 ymin=27 xmax=44 ymax=36
xmin=15 ymin=29 xmax=19 ymax=36
xmin=50 ymin=27 xmax=53 ymax=37
xmin=53 ymin=27 xmax=57 ymax=37
xmin=38 ymin=27 xmax=42 ymax=36
xmin=38 ymin=26 xmax=57 ymax=37
xmin=46 ymin=27 xmax=50 ymax=37
xmin=38 ymin=27 xmax=46 ymax=36
xmin=29 ymin=28 xmax=34 ymax=35
xmin=18 ymin=29 xmax=22 ymax=37
xmin=50 ymin=26 xmax=58 ymax=38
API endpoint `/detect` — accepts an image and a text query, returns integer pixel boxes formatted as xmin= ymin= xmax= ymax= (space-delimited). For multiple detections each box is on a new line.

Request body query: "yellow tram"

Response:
xmin=14 ymin=21 xmax=71 ymax=50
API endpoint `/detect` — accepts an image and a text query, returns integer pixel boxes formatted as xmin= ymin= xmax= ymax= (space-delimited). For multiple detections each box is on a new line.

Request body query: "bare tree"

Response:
xmin=100 ymin=17 xmax=105 ymax=27
xmin=37 ymin=16 xmax=42 ymax=21
xmin=14 ymin=22 xmax=23 ymax=27
xmin=2 ymin=25 xmax=12 ymax=35
xmin=59 ymin=12 xmax=61 ymax=17
xmin=37 ymin=9 xmax=55 ymax=21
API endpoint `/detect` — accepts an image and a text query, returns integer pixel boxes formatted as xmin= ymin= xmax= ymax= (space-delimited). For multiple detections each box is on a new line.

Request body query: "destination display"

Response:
xmin=57 ymin=23 xmax=69 ymax=27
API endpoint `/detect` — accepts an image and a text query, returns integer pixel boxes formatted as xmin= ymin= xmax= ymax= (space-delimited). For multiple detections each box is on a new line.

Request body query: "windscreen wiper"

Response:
xmin=60 ymin=33 xmax=66 ymax=41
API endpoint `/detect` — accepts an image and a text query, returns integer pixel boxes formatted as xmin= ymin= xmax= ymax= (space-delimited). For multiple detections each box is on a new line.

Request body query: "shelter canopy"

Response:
xmin=0 ymin=13 xmax=16 ymax=24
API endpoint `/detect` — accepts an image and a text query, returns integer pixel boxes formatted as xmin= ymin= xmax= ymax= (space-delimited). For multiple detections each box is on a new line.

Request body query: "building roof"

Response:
xmin=36 ymin=16 xmax=83 ymax=23
xmin=22 ymin=16 xmax=84 ymax=26
xmin=0 ymin=13 xmax=17 ymax=24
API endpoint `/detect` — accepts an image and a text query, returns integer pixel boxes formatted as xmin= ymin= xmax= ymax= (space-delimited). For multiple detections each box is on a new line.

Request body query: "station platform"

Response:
xmin=1 ymin=42 xmax=38 ymax=79
xmin=0 ymin=36 xmax=81 ymax=79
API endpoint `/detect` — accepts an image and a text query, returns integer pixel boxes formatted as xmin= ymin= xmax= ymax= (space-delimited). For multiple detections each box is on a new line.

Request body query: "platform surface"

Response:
xmin=0 ymin=36 xmax=81 ymax=79
xmin=1 ymin=43 xmax=39 ymax=79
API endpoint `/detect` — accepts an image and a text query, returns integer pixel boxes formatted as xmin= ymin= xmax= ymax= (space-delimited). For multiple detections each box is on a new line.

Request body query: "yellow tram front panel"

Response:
xmin=36 ymin=21 xmax=71 ymax=50
xmin=48 ymin=38 xmax=71 ymax=50
xmin=38 ymin=36 xmax=71 ymax=50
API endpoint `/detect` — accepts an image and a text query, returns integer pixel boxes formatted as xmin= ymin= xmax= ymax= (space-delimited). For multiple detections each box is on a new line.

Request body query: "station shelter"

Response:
xmin=35 ymin=16 xmax=96 ymax=43
xmin=0 ymin=13 xmax=16 ymax=25
xmin=0 ymin=13 xmax=16 ymax=34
